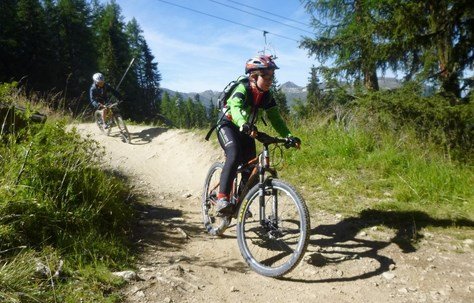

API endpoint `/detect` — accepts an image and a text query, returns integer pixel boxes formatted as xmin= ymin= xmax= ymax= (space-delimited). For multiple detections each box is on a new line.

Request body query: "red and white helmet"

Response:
xmin=245 ymin=55 xmax=279 ymax=74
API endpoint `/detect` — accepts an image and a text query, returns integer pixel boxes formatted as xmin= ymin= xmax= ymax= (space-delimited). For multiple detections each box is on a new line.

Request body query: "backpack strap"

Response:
xmin=205 ymin=106 xmax=230 ymax=141
xmin=247 ymin=86 xmax=272 ymax=126
xmin=205 ymin=123 xmax=218 ymax=141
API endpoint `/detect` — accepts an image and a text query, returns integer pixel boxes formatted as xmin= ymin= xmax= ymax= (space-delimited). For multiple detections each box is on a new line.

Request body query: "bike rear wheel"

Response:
xmin=236 ymin=179 xmax=310 ymax=277
xmin=201 ymin=162 xmax=231 ymax=236
xmin=114 ymin=115 xmax=131 ymax=143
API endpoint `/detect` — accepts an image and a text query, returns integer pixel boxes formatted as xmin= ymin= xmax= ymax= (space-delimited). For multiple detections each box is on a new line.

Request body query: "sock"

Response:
xmin=217 ymin=193 xmax=229 ymax=200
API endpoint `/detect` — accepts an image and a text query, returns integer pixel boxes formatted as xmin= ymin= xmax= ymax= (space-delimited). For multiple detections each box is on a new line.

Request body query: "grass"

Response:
xmin=1 ymin=91 xmax=137 ymax=302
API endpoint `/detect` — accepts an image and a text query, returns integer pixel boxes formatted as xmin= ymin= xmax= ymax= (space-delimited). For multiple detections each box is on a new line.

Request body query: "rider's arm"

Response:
xmin=89 ymin=85 xmax=100 ymax=108
xmin=226 ymin=83 xmax=251 ymax=128
xmin=265 ymin=97 xmax=292 ymax=138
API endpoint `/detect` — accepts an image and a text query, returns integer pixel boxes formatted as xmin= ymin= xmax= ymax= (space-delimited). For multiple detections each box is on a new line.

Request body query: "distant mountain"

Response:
xmin=280 ymin=81 xmax=307 ymax=107
xmin=377 ymin=77 xmax=401 ymax=90
xmin=161 ymin=78 xmax=400 ymax=108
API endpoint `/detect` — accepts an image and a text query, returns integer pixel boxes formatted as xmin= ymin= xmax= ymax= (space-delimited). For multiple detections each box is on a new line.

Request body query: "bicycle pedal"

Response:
xmin=245 ymin=210 xmax=253 ymax=219
xmin=216 ymin=211 xmax=231 ymax=218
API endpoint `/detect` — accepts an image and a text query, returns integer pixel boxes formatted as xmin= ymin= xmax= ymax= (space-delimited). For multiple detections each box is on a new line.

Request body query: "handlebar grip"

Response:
xmin=284 ymin=137 xmax=301 ymax=149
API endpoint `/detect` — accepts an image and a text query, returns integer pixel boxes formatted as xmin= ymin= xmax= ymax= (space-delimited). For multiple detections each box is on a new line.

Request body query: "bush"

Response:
xmin=353 ymin=82 xmax=473 ymax=161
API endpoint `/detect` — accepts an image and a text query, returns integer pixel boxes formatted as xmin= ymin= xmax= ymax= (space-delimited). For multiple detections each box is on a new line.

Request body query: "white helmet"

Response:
xmin=92 ymin=72 xmax=105 ymax=84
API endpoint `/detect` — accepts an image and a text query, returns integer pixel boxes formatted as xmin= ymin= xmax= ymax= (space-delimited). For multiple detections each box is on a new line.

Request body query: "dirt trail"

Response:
xmin=73 ymin=123 xmax=473 ymax=303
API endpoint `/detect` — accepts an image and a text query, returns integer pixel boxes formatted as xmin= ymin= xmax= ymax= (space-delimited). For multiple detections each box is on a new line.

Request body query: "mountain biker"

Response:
xmin=215 ymin=54 xmax=301 ymax=215
xmin=89 ymin=72 xmax=122 ymax=128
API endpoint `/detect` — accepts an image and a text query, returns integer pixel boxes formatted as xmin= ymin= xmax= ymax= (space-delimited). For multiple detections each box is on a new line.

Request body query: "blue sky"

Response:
xmin=107 ymin=0 xmax=319 ymax=92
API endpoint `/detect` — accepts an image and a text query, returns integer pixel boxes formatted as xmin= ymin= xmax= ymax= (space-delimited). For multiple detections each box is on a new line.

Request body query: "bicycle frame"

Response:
xmin=225 ymin=137 xmax=280 ymax=219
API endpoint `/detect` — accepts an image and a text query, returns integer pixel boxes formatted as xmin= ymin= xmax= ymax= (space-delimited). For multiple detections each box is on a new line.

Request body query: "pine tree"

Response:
xmin=272 ymin=78 xmax=290 ymax=118
xmin=15 ymin=0 xmax=52 ymax=91
xmin=174 ymin=94 xmax=185 ymax=128
xmin=291 ymin=98 xmax=308 ymax=120
xmin=55 ymin=0 xmax=97 ymax=105
xmin=207 ymin=98 xmax=218 ymax=124
xmin=0 ymin=0 xmax=163 ymax=120
xmin=0 ymin=0 xmax=19 ymax=82
xmin=306 ymin=66 xmax=324 ymax=112
xmin=185 ymin=98 xmax=194 ymax=128
xmin=94 ymin=1 xmax=139 ymax=118
xmin=141 ymin=40 xmax=162 ymax=115
xmin=94 ymin=2 xmax=128 ymax=85
xmin=125 ymin=18 xmax=148 ymax=120
xmin=160 ymin=91 xmax=173 ymax=122
xmin=301 ymin=0 xmax=380 ymax=90
xmin=301 ymin=0 xmax=474 ymax=100
xmin=195 ymin=101 xmax=208 ymax=128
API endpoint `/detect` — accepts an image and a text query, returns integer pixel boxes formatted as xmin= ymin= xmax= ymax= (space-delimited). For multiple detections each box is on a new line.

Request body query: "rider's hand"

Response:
xmin=240 ymin=123 xmax=258 ymax=138
xmin=98 ymin=103 xmax=105 ymax=109
xmin=286 ymin=136 xmax=301 ymax=149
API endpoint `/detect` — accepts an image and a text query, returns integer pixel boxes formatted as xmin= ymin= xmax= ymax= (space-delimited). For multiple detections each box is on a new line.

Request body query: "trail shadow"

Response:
xmin=129 ymin=127 xmax=169 ymax=145
xmin=356 ymin=209 xmax=474 ymax=253
xmin=130 ymin=202 xmax=250 ymax=273
xmin=281 ymin=209 xmax=474 ymax=283
xmin=131 ymin=201 xmax=202 ymax=253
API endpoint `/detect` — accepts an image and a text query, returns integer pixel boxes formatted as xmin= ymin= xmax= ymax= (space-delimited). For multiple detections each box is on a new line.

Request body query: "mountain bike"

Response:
xmin=201 ymin=131 xmax=310 ymax=277
xmin=94 ymin=102 xmax=131 ymax=143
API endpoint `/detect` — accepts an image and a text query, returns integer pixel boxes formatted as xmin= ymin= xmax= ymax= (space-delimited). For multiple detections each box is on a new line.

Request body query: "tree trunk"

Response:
xmin=364 ymin=68 xmax=379 ymax=91
xmin=429 ymin=1 xmax=461 ymax=100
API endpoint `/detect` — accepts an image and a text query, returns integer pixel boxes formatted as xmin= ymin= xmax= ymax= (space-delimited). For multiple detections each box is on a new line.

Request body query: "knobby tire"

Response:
xmin=201 ymin=162 xmax=231 ymax=236
xmin=114 ymin=115 xmax=130 ymax=143
xmin=236 ymin=179 xmax=310 ymax=277
xmin=95 ymin=110 xmax=110 ymax=136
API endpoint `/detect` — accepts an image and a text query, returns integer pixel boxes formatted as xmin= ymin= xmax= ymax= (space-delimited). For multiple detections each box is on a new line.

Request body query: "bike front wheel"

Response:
xmin=236 ymin=179 xmax=310 ymax=277
xmin=114 ymin=115 xmax=131 ymax=143
xmin=95 ymin=110 xmax=111 ymax=136
xmin=201 ymin=162 xmax=232 ymax=236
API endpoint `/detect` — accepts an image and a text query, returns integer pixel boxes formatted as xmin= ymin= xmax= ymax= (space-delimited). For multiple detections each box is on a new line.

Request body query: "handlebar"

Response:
xmin=255 ymin=131 xmax=299 ymax=149
xmin=106 ymin=102 xmax=120 ymax=108
xmin=99 ymin=101 xmax=120 ymax=109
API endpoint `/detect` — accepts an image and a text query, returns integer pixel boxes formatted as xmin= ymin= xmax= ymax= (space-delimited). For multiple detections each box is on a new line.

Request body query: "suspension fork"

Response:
xmin=259 ymin=144 xmax=274 ymax=225
xmin=258 ymin=165 xmax=266 ymax=225
xmin=259 ymin=175 xmax=279 ymax=226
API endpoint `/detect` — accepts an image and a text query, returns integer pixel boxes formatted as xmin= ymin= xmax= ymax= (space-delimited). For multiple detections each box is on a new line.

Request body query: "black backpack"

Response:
xmin=205 ymin=76 xmax=250 ymax=140
xmin=217 ymin=75 xmax=249 ymax=110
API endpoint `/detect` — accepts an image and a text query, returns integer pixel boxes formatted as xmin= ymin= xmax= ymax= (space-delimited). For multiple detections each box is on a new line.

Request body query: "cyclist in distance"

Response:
xmin=215 ymin=54 xmax=301 ymax=215
xmin=89 ymin=72 xmax=122 ymax=128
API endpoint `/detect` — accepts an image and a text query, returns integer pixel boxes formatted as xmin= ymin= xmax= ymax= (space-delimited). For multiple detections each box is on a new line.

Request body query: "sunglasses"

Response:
xmin=259 ymin=73 xmax=274 ymax=81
